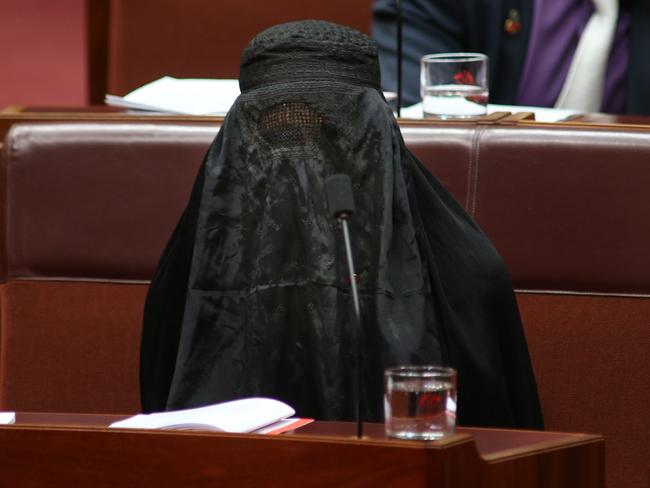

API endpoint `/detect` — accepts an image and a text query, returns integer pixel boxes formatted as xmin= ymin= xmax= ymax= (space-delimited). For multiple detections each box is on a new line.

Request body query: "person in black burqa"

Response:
xmin=139 ymin=19 xmax=544 ymax=430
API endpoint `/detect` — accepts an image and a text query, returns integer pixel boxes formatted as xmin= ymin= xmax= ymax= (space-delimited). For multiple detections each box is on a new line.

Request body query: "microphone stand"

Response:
xmin=338 ymin=213 xmax=363 ymax=439
xmin=325 ymin=174 xmax=364 ymax=439
xmin=396 ymin=0 xmax=402 ymax=117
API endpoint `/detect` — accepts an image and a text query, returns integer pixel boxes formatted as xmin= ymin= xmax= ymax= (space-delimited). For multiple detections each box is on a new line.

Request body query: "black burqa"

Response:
xmin=140 ymin=20 xmax=543 ymax=429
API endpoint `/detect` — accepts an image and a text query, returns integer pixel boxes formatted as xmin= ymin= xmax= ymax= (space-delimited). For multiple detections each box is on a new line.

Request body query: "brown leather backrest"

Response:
xmin=88 ymin=0 xmax=374 ymax=102
xmin=403 ymin=124 xmax=650 ymax=295
xmin=475 ymin=125 xmax=650 ymax=295
xmin=1 ymin=122 xmax=217 ymax=282
xmin=8 ymin=121 xmax=650 ymax=293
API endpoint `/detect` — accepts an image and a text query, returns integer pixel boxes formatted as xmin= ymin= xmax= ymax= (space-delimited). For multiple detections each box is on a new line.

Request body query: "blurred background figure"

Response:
xmin=372 ymin=0 xmax=650 ymax=114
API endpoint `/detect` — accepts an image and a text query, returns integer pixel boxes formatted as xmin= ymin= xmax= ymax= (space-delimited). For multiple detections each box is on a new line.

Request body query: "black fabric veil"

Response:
xmin=140 ymin=20 xmax=543 ymax=429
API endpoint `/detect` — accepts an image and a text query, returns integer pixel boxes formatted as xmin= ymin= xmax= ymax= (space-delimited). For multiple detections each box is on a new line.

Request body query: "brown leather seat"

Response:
xmin=1 ymin=120 xmax=648 ymax=487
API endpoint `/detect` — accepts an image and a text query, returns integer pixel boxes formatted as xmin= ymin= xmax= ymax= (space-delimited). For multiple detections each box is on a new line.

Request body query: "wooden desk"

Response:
xmin=0 ymin=413 xmax=603 ymax=487
xmin=4 ymin=106 xmax=650 ymax=143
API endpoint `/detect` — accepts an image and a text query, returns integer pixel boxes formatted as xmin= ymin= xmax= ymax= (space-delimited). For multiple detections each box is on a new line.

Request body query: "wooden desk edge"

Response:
xmin=481 ymin=432 xmax=604 ymax=462
xmin=2 ymin=421 xmax=475 ymax=450
xmin=2 ymin=418 xmax=602 ymax=461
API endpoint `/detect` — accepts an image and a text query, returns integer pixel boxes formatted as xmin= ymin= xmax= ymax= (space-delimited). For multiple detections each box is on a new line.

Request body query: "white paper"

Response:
xmin=0 ymin=412 xmax=16 ymax=425
xmin=105 ymin=76 xmax=241 ymax=116
xmin=109 ymin=397 xmax=294 ymax=433
xmin=106 ymin=76 xmax=580 ymax=122
xmin=106 ymin=76 xmax=401 ymax=117
xmin=399 ymin=102 xmax=580 ymax=123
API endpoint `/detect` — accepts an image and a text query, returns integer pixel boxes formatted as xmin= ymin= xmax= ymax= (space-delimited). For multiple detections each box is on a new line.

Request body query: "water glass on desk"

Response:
xmin=384 ymin=366 xmax=457 ymax=440
xmin=420 ymin=53 xmax=488 ymax=119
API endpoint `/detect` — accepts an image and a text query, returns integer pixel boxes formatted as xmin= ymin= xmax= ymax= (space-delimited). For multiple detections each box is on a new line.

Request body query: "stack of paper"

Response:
xmin=0 ymin=412 xmax=15 ymax=425
xmin=106 ymin=76 xmax=577 ymax=123
xmin=108 ymin=397 xmax=312 ymax=435
xmin=105 ymin=76 xmax=241 ymax=116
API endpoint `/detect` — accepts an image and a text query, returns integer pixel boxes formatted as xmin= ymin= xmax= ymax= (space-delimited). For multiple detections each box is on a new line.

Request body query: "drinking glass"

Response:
xmin=420 ymin=53 xmax=489 ymax=119
xmin=384 ymin=366 xmax=457 ymax=440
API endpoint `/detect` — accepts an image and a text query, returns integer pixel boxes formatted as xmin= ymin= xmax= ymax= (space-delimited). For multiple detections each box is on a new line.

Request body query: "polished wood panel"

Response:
xmin=0 ymin=111 xmax=224 ymax=145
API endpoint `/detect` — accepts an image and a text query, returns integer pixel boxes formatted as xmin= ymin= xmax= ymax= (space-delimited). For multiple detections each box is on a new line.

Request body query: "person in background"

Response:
xmin=372 ymin=0 xmax=650 ymax=114
xmin=140 ymin=20 xmax=543 ymax=431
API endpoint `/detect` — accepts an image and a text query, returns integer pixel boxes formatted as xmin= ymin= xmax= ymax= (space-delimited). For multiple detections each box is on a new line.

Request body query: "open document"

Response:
xmin=108 ymin=397 xmax=312 ymax=435
xmin=0 ymin=412 xmax=15 ymax=425
xmin=105 ymin=76 xmax=578 ymax=122
xmin=105 ymin=76 xmax=241 ymax=116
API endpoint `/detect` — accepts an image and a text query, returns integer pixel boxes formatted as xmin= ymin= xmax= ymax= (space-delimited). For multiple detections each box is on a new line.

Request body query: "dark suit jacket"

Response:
xmin=372 ymin=0 xmax=650 ymax=114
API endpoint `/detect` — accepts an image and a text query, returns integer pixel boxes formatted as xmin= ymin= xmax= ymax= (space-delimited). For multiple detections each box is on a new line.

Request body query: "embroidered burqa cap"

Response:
xmin=140 ymin=20 xmax=543 ymax=428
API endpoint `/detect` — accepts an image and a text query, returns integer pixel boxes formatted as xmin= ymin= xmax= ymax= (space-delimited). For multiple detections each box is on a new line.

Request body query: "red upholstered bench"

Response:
xmin=1 ymin=120 xmax=648 ymax=487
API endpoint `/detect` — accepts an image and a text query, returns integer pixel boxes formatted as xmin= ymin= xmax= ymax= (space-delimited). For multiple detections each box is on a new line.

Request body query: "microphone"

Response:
xmin=325 ymin=174 xmax=363 ymax=439
xmin=396 ymin=0 xmax=403 ymax=117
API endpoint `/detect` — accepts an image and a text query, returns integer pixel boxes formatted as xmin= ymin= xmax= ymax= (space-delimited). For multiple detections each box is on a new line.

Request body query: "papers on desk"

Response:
xmin=0 ymin=412 xmax=16 ymax=424
xmin=106 ymin=76 xmax=399 ymax=116
xmin=399 ymin=102 xmax=581 ymax=123
xmin=106 ymin=76 xmax=579 ymax=122
xmin=105 ymin=76 xmax=241 ymax=116
xmin=108 ymin=397 xmax=312 ymax=435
